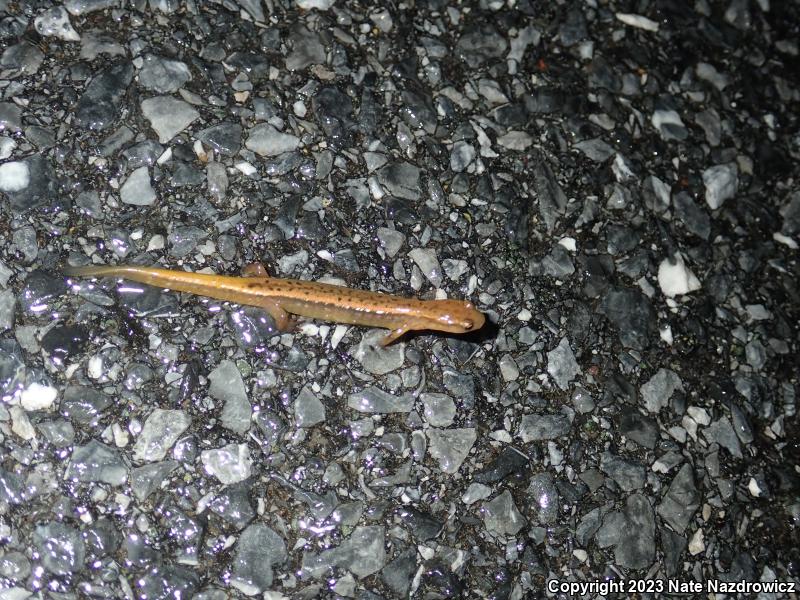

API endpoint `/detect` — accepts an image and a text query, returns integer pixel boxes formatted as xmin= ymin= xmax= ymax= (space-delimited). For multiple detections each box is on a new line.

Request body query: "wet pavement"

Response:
xmin=0 ymin=0 xmax=798 ymax=598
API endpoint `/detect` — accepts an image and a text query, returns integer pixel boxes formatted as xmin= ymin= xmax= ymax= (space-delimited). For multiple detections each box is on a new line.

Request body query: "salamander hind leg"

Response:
xmin=242 ymin=263 xmax=270 ymax=278
xmin=380 ymin=325 xmax=411 ymax=347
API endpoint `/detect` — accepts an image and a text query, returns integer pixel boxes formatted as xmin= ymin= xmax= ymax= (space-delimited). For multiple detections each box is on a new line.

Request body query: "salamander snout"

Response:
xmin=459 ymin=303 xmax=486 ymax=332
xmin=434 ymin=300 xmax=486 ymax=333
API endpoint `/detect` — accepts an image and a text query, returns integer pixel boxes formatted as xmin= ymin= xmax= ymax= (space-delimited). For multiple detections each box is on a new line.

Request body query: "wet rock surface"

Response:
xmin=0 ymin=1 xmax=798 ymax=598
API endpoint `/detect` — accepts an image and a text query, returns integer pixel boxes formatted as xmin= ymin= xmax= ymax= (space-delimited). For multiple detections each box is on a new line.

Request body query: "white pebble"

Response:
xmin=0 ymin=136 xmax=16 ymax=160
xmin=703 ymin=163 xmax=738 ymax=210
xmin=747 ymin=477 xmax=762 ymax=497
xmin=687 ymin=406 xmax=711 ymax=426
xmin=10 ymin=406 xmax=35 ymax=440
xmin=558 ymin=237 xmax=577 ymax=252
xmin=147 ymin=234 xmax=165 ymax=251
xmin=489 ymin=430 xmax=512 ymax=443
xmin=87 ymin=355 xmax=104 ymax=379
xmin=772 ymin=232 xmax=798 ymax=249
xmin=296 ymin=0 xmax=335 ymax=8
xmin=20 ymin=382 xmax=58 ymax=411
xmin=616 ymin=12 xmax=659 ymax=32
xmin=688 ymin=528 xmax=705 ymax=555
xmin=0 ymin=161 xmax=30 ymax=192
xmin=658 ymin=253 xmax=701 ymax=297
xmin=234 ymin=161 xmax=257 ymax=176
xmin=34 ymin=6 xmax=81 ymax=42
xmin=293 ymin=101 xmax=307 ymax=117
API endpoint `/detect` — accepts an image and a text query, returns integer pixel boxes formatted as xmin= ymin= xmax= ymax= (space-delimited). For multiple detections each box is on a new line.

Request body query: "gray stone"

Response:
xmin=615 ymin=494 xmax=655 ymax=569
xmin=209 ymin=360 xmax=251 ymax=435
xmin=547 ymin=337 xmax=580 ymax=390
xmin=302 ymin=526 xmax=386 ymax=579
xmin=201 ymin=444 xmax=252 ymax=485
xmin=421 ymin=393 xmax=456 ymax=427
xmin=133 ymin=409 xmax=191 ymax=463
xmin=518 ymin=413 xmax=571 ymax=442
xmin=32 ymin=523 xmax=85 ymax=575
xmin=483 ymin=490 xmax=526 ymax=535
xmin=245 ymin=123 xmax=300 ymax=156
xmin=640 ymin=368 xmax=683 ymax=413
xmin=230 ymin=524 xmax=287 ymax=595
xmin=66 ymin=440 xmax=127 ymax=486
xmin=347 ymin=386 xmax=414 ymax=413
xmin=657 ymin=463 xmax=699 ymax=533
xmin=426 ymin=428 xmax=476 ymax=474
xmin=75 ymin=61 xmax=133 ymax=131
xmin=120 ymin=166 xmax=156 ymax=206
xmin=139 ymin=54 xmax=191 ymax=93
xmin=141 ymin=96 xmax=200 ymax=143
xmin=294 ymin=386 xmax=326 ymax=428
xmin=703 ymin=163 xmax=738 ymax=210
xmin=377 ymin=162 xmax=422 ymax=201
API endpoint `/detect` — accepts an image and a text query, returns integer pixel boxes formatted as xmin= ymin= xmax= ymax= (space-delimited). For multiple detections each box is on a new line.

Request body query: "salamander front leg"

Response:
xmin=242 ymin=263 xmax=270 ymax=278
xmin=380 ymin=325 xmax=411 ymax=347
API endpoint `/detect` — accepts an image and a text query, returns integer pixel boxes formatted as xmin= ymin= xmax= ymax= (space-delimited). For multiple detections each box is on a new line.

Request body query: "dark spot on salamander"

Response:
xmin=247 ymin=282 xmax=260 ymax=288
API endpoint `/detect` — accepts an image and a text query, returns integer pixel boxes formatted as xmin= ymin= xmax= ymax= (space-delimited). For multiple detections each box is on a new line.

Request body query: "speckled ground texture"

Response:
xmin=0 ymin=0 xmax=798 ymax=598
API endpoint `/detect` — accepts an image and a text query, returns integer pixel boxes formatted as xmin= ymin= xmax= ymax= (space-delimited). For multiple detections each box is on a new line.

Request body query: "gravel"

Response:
xmin=1 ymin=0 xmax=798 ymax=597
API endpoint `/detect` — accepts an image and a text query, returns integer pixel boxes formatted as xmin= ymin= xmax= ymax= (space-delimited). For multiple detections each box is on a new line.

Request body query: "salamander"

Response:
xmin=64 ymin=263 xmax=485 ymax=346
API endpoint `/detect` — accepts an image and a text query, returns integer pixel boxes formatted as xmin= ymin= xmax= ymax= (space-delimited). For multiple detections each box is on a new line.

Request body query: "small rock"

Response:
xmin=376 ymin=228 xmax=405 ymax=257
xmin=230 ymin=524 xmax=287 ymax=595
xmin=133 ymin=409 xmax=191 ymax=463
xmin=497 ymin=131 xmax=533 ymax=150
xmin=120 ymin=166 xmax=156 ymax=206
xmin=209 ymin=360 xmax=251 ymax=435
xmin=34 ymin=6 xmax=80 ymax=42
xmin=499 ymin=355 xmax=519 ymax=382
xmin=547 ymin=338 xmax=581 ymax=390
xmin=658 ymin=253 xmax=701 ymax=297
xmin=482 ymin=490 xmax=526 ymax=536
xmin=688 ymin=528 xmax=705 ymax=555
xmin=377 ymin=162 xmax=422 ymax=201
xmin=0 ymin=161 xmax=30 ymax=193
xmin=20 ymin=382 xmax=57 ymax=411
xmin=450 ymin=141 xmax=475 ymax=172
xmin=75 ymin=61 xmax=133 ymax=131
xmin=347 ymin=386 xmax=414 ymax=413
xmin=518 ymin=413 xmax=571 ymax=442
xmin=294 ymin=386 xmax=326 ymax=428
xmin=201 ymin=444 xmax=252 ymax=485
xmin=640 ymin=369 xmax=683 ymax=413
xmin=139 ymin=54 xmax=192 ymax=93
xmin=703 ymin=163 xmax=738 ymax=210
xmin=301 ymin=526 xmax=386 ymax=579
xmin=66 ymin=440 xmax=127 ymax=485
xmin=245 ymin=124 xmax=300 ymax=156
xmin=426 ymin=428 xmax=477 ymax=474
xmin=32 ymin=523 xmax=85 ymax=575
xmin=141 ymin=96 xmax=200 ymax=143
xmin=408 ymin=248 xmax=442 ymax=287
xmin=421 ymin=393 xmax=456 ymax=427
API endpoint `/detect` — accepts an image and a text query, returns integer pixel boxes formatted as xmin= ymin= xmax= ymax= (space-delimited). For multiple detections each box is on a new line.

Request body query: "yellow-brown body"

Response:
xmin=64 ymin=264 xmax=485 ymax=346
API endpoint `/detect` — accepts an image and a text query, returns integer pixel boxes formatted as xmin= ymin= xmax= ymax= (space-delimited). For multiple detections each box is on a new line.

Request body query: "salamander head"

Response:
xmin=429 ymin=300 xmax=486 ymax=334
